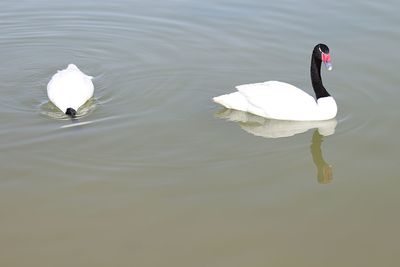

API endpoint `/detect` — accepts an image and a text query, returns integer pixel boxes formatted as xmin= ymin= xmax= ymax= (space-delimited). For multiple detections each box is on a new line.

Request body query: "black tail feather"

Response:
xmin=65 ymin=108 xmax=77 ymax=118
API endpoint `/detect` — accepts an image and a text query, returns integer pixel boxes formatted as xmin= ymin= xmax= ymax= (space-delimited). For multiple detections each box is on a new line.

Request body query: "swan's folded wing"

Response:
xmin=236 ymin=81 xmax=318 ymax=120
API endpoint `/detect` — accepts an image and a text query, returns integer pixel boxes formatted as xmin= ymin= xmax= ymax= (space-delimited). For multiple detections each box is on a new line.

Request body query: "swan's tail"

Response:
xmin=65 ymin=108 xmax=77 ymax=118
xmin=213 ymin=92 xmax=248 ymax=112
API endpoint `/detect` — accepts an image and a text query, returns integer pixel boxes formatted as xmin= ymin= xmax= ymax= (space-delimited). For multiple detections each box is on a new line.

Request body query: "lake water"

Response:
xmin=1 ymin=0 xmax=400 ymax=266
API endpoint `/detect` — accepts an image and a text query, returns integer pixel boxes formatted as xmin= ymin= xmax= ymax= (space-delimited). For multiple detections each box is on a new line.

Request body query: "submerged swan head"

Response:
xmin=47 ymin=64 xmax=94 ymax=118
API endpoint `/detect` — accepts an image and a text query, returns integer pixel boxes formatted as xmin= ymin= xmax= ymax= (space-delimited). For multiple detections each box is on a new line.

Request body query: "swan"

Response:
xmin=213 ymin=44 xmax=337 ymax=121
xmin=47 ymin=64 xmax=94 ymax=117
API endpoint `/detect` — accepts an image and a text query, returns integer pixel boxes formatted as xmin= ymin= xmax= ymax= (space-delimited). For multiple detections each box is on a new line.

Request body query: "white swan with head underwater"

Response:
xmin=213 ymin=44 xmax=337 ymax=121
xmin=47 ymin=64 xmax=94 ymax=118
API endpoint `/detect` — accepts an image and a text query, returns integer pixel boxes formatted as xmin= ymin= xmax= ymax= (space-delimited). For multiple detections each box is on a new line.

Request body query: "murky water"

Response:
xmin=1 ymin=0 xmax=400 ymax=266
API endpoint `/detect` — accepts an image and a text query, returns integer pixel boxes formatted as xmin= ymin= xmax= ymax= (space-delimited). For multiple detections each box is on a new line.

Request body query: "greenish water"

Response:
xmin=1 ymin=0 xmax=399 ymax=266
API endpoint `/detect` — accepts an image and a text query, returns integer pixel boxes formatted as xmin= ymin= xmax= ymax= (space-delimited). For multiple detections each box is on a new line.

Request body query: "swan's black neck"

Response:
xmin=311 ymin=52 xmax=330 ymax=99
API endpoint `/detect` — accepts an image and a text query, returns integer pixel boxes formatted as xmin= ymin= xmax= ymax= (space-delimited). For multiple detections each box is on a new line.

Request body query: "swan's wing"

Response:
xmin=236 ymin=81 xmax=318 ymax=120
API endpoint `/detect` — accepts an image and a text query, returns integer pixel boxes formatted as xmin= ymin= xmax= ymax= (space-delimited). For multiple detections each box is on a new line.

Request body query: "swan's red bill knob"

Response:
xmin=321 ymin=52 xmax=332 ymax=70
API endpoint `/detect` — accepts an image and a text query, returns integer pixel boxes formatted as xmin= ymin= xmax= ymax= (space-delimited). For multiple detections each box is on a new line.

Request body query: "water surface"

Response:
xmin=1 ymin=0 xmax=400 ymax=266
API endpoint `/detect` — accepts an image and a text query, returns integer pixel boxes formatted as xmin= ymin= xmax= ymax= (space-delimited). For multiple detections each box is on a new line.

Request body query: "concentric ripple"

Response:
xmin=0 ymin=0 xmax=396 ymax=175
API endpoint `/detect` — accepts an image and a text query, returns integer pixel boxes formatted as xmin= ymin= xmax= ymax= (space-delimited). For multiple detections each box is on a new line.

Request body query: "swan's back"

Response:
xmin=47 ymin=64 xmax=94 ymax=113
xmin=213 ymin=81 xmax=323 ymax=121
xmin=237 ymin=81 xmax=318 ymax=120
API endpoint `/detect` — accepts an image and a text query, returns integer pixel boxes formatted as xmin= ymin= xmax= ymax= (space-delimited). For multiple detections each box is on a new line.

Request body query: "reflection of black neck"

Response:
xmin=310 ymin=130 xmax=332 ymax=184
xmin=311 ymin=130 xmax=326 ymax=166
xmin=311 ymin=52 xmax=330 ymax=99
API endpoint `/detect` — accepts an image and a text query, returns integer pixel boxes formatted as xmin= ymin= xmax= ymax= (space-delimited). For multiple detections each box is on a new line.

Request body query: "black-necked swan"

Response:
xmin=47 ymin=64 xmax=94 ymax=118
xmin=213 ymin=44 xmax=337 ymax=121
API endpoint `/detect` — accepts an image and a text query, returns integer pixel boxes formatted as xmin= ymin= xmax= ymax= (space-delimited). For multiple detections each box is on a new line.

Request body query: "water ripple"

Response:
xmin=0 ymin=0 xmax=397 ymax=173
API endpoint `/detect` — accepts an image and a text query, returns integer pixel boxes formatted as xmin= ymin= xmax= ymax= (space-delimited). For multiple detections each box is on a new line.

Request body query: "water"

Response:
xmin=1 ymin=0 xmax=400 ymax=266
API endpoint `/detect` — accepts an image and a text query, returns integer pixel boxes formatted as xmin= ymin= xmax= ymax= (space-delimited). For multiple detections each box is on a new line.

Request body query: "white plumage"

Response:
xmin=213 ymin=81 xmax=337 ymax=121
xmin=47 ymin=64 xmax=94 ymax=114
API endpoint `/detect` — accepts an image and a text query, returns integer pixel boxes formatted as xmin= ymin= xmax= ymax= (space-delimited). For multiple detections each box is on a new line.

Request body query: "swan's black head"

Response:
xmin=314 ymin=43 xmax=332 ymax=70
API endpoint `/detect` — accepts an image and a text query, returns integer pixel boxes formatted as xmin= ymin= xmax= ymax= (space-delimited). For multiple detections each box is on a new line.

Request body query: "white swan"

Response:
xmin=213 ymin=44 xmax=337 ymax=121
xmin=47 ymin=64 xmax=94 ymax=117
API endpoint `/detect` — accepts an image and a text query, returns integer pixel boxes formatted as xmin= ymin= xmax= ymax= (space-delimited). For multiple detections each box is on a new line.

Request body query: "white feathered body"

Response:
xmin=213 ymin=81 xmax=337 ymax=121
xmin=47 ymin=64 xmax=94 ymax=113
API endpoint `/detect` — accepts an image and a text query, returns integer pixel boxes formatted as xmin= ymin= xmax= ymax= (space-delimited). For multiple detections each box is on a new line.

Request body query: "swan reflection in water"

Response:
xmin=310 ymin=130 xmax=333 ymax=184
xmin=215 ymin=109 xmax=335 ymax=184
